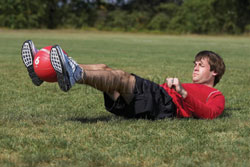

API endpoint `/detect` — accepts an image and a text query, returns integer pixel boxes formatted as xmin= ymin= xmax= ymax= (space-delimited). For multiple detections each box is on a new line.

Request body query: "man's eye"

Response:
xmin=199 ymin=63 xmax=204 ymax=67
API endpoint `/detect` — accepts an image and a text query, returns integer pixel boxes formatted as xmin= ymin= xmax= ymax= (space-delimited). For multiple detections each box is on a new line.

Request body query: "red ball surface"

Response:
xmin=34 ymin=46 xmax=57 ymax=82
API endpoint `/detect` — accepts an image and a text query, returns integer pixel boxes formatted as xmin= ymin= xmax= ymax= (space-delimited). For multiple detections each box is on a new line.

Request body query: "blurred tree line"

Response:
xmin=0 ymin=0 xmax=250 ymax=34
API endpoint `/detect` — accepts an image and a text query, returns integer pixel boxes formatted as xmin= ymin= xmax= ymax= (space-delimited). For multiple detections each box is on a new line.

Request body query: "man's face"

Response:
xmin=192 ymin=58 xmax=217 ymax=87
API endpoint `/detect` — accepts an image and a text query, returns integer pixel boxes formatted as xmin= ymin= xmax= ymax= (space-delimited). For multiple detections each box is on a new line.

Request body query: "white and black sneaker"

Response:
xmin=21 ymin=40 xmax=43 ymax=86
xmin=50 ymin=45 xmax=83 ymax=92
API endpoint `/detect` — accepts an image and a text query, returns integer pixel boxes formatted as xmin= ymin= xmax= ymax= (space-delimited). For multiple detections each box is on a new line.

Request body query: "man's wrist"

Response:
xmin=180 ymin=89 xmax=188 ymax=99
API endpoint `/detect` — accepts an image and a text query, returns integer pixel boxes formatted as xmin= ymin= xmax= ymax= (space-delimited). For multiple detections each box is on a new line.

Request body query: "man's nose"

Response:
xmin=194 ymin=65 xmax=199 ymax=71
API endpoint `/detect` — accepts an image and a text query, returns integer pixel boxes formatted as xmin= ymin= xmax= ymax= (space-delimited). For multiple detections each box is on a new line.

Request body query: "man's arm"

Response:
xmin=165 ymin=77 xmax=225 ymax=119
xmin=183 ymin=92 xmax=225 ymax=119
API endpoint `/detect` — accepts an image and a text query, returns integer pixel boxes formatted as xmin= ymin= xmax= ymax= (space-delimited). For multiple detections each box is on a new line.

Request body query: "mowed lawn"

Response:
xmin=0 ymin=30 xmax=250 ymax=167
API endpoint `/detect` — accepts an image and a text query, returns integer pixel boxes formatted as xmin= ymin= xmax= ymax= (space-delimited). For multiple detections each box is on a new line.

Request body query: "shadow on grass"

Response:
xmin=217 ymin=107 xmax=242 ymax=119
xmin=69 ymin=107 xmax=238 ymax=123
xmin=217 ymin=112 xmax=231 ymax=119
xmin=69 ymin=116 xmax=113 ymax=124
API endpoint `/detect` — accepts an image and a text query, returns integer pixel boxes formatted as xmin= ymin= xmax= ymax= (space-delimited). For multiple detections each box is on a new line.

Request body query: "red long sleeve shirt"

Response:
xmin=160 ymin=83 xmax=225 ymax=119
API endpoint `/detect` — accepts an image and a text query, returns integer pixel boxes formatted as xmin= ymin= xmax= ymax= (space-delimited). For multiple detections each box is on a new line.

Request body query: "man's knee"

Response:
xmin=114 ymin=70 xmax=135 ymax=92
xmin=114 ymin=69 xmax=126 ymax=76
xmin=112 ymin=70 xmax=130 ymax=81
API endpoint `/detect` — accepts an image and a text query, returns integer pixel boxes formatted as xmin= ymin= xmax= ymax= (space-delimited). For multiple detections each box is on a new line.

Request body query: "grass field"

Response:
xmin=0 ymin=29 xmax=250 ymax=167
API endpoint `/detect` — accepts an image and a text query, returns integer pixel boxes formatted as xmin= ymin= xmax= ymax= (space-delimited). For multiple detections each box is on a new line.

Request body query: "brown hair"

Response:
xmin=195 ymin=51 xmax=225 ymax=86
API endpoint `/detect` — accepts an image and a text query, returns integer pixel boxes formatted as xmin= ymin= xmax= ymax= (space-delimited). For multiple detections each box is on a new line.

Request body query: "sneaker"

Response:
xmin=21 ymin=40 xmax=43 ymax=86
xmin=50 ymin=45 xmax=83 ymax=92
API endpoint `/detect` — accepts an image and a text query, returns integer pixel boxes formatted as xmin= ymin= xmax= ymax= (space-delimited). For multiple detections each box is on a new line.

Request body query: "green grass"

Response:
xmin=0 ymin=29 xmax=250 ymax=167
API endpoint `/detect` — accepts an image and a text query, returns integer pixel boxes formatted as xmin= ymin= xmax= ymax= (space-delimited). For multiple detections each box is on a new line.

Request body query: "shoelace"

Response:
xmin=68 ymin=57 xmax=77 ymax=73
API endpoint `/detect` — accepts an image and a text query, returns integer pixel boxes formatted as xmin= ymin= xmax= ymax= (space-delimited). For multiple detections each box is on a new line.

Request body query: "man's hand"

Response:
xmin=166 ymin=78 xmax=188 ymax=98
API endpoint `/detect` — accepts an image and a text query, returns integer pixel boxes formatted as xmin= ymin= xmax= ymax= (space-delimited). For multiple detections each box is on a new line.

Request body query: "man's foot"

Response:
xmin=50 ymin=45 xmax=83 ymax=92
xmin=21 ymin=40 xmax=43 ymax=86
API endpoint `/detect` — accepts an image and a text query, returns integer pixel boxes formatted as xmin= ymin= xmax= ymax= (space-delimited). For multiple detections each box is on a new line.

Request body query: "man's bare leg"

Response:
xmin=78 ymin=64 xmax=135 ymax=104
xmin=80 ymin=64 xmax=112 ymax=71
xmin=50 ymin=45 xmax=135 ymax=103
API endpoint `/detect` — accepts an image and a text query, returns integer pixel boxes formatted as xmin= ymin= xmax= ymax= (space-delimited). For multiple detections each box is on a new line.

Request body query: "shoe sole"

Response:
xmin=21 ymin=41 xmax=43 ymax=86
xmin=50 ymin=45 xmax=71 ymax=92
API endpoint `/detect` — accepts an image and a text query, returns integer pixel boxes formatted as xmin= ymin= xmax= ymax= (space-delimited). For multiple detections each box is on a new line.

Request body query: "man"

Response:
xmin=21 ymin=40 xmax=225 ymax=120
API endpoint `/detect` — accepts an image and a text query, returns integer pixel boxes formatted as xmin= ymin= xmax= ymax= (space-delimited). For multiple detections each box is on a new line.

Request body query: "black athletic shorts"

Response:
xmin=103 ymin=74 xmax=176 ymax=120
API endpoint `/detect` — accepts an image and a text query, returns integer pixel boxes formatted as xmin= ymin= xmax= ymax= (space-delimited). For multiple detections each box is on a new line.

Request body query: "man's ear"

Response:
xmin=212 ymin=71 xmax=218 ymax=77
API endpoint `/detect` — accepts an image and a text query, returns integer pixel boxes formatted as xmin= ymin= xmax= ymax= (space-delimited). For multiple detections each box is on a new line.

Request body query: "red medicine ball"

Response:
xmin=34 ymin=46 xmax=57 ymax=82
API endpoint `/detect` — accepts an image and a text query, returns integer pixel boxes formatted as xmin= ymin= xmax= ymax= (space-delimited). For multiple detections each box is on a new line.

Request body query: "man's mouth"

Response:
xmin=193 ymin=73 xmax=198 ymax=76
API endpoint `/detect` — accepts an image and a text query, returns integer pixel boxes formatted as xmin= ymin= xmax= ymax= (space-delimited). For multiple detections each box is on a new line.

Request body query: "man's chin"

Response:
xmin=192 ymin=79 xmax=199 ymax=84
